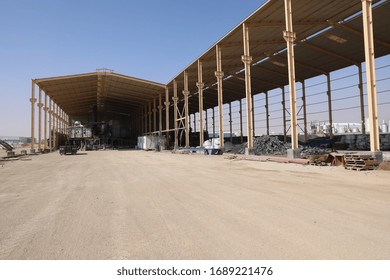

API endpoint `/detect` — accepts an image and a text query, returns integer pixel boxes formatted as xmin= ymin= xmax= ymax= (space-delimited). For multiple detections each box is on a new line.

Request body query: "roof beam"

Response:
xmin=297 ymin=41 xmax=359 ymax=65
xmin=265 ymin=52 xmax=328 ymax=75
xmin=328 ymin=21 xmax=390 ymax=49
xmin=247 ymin=21 xmax=328 ymax=28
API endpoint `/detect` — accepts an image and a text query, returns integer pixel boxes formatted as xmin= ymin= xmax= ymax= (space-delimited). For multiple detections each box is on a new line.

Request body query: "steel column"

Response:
xmin=284 ymin=0 xmax=298 ymax=150
xmin=239 ymin=99 xmax=243 ymax=143
xmin=159 ymin=92 xmax=163 ymax=135
xmin=49 ymin=98 xmax=52 ymax=151
xmin=358 ymin=64 xmax=366 ymax=134
xmin=144 ymin=104 xmax=147 ymax=134
xmin=242 ymin=23 xmax=253 ymax=150
xmin=148 ymin=101 xmax=152 ymax=133
xmin=153 ymin=98 xmax=157 ymax=133
xmin=173 ymin=80 xmax=178 ymax=149
xmin=212 ymin=107 xmax=215 ymax=137
xmin=197 ymin=60 xmax=204 ymax=146
xmin=44 ymin=92 xmax=48 ymax=150
xmin=30 ymin=80 xmax=36 ymax=151
xmin=229 ymin=103 xmax=233 ymax=143
xmin=165 ymin=87 xmax=170 ymax=145
xmin=265 ymin=91 xmax=270 ymax=135
xmin=327 ymin=73 xmax=333 ymax=139
xmin=38 ymin=88 xmax=43 ymax=150
xmin=362 ymin=0 xmax=379 ymax=151
xmin=215 ymin=45 xmax=224 ymax=147
xmin=183 ymin=71 xmax=190 ymax=148
xmin=302 ymin=81 xmax=308 ymax=142
xmin=282 ymin=87 xmax=287 ymax=143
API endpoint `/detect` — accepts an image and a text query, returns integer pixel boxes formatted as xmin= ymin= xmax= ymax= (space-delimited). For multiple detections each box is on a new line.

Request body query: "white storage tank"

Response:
xmin=381 ymin=120 xmax=388 ymax=133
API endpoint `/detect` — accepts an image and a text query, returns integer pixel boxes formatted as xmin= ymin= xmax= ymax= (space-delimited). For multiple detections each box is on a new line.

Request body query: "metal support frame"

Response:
xmin=301 ymin=81 xmax=308 ymax=142
xmin=229 ymin=102 xmax=233 ymax=143
xmin=148 ymin=100 xmax=152 ymax=133
xmin=265 ymin=91 xmax=270 ymax=135
xmin=242 ymin=23 xmax=254 ymax=150
xmin=145 ymin=105 xmax=148 ymax=134
xmin=284 ymin=0 xmax=298 ymax=150
xmin=239 ymin=99 xmax=243 ymax=143
xmin=173 ymin=80 xmax=179 ymax=149
xmin=159 ymin=93 xmax=163 ymax=135
xmin=30 ymin=80 xmax=36 ymax=152
xmin=326 ymin=73 xmax=333 ymax=139
xmin=197 ymin=60 xmax=205 ymax=146
xmin=362 ymin=0 xmax=380 ymax=151
xmin=49 ymin=98 xmax=52 ymax=151
xmin=282 ymin=87 xmax=287 ymax=143
xmin=165 ymin=87 xmax=170 ymax=145
xmin=212 ymin=107 xmax=215 ymax=137
xmin=183 ymin=71 xmax=190 ymax=148
xmin=153 ymin=98 xmax=157 ymax=132
xmin=358 ymin=64 xmax=366 ymax=135
xmin=38 ymin=88 xmax=43 ymax=150
xmin=215 ymin=45 xmax=224 ymax=147
xmin=44 ymin=92 xmax=48 ymax=150
xmin=252 ymin=96 xmax=255 ymax=137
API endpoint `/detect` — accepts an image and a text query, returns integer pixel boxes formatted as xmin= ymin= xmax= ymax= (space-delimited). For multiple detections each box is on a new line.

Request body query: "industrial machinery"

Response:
xmin=59 ymin=141 xmax=78 ymax=155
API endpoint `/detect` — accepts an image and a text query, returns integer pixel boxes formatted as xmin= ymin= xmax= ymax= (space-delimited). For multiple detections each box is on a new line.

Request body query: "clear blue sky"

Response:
xmin=0 ymin=0 xmax=265 ymax=136
xmin=1 ymin=0 xmax=389 ymax=137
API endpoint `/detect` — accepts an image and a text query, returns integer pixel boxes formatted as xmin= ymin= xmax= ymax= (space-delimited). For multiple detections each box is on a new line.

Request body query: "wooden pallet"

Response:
xmin=344 ymin=154 xmax=379 ymax=171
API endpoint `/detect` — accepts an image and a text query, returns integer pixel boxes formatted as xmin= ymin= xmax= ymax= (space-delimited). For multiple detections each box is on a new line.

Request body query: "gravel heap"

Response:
xmin=224 ymin=135 xmax=333 ymax=156
xmin=224 ymin=135 xmax=289 ymax=155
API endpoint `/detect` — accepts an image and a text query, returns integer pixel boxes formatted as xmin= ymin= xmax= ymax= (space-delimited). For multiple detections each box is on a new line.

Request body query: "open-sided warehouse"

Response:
xmin=30 ymin=0 xmax=390 ymax=156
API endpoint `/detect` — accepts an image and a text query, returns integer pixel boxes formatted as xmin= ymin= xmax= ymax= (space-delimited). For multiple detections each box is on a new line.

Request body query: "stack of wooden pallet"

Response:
xmin=344 ymin=154 xmax=379 ymax=171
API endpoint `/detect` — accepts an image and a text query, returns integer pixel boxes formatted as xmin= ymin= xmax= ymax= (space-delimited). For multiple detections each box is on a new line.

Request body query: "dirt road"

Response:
xmin=0 ymin=150 xmax=389 ymax=259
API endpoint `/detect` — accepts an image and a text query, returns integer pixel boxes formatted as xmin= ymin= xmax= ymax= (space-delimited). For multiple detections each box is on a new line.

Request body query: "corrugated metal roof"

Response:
xmin=34 ymin=0 xmax=390 ymax=119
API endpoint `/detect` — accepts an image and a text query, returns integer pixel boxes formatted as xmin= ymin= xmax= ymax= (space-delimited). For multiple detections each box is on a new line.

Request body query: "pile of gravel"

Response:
xmin=224 ymin=135 xmax=289 ymax=155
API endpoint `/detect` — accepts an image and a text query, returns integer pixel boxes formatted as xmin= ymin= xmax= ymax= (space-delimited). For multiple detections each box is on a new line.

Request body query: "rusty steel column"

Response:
xmin=30 ymin=80 xmax=36 ymax=152
xmin=43 ymin=92 xmax=48 ymax=150
xmin=282 ymin=87 xmax=287 ymax=143
xmin=242 ymin=23 xmax=253 ymax=152
xmin=284 ymin=0 xmax=299 ymax=153
xmin=358 ymin=64 xmax=366 ymax=135
xmin=302 ymin=81 xmax=308 ymax=142
xmin=173 ymin=80 xmax=179 ymax=149
xmin=37 ymin=88 xmax=43 ymax=151
xmin=265 ymin=91 xmax=270 ymax=135
xmin=362 ymin=0 xmax=380 ymax=152
xmin=197 ymin=60 xmax=204 ymax=146
xmin=215 ymin=45 xmax=224 ymax=148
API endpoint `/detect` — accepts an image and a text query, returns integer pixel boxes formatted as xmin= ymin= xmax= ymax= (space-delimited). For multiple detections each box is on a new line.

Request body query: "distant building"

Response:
xmin=0 ymin=136 xmax=32 ymax=146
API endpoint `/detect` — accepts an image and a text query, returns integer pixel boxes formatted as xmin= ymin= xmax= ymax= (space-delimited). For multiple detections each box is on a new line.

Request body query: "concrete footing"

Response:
xmin=245 ymin=148 xmax=255 ymax=155
xmin=372 ymin=151 xmax=383 ymax=162
xmin=7 ymin=151 xmax=15 ymax=157
xmin=30 ymin=149 xmax=36 ymax=154
xmin=287 ymin=148 xmax=301 ymax=159
xmin=37 ymin=148 xmax=43 ymax=153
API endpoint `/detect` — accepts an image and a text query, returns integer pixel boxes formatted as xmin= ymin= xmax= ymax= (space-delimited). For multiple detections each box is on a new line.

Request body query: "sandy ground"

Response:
xmin=0 ymin=150 xmax=389 ymax=260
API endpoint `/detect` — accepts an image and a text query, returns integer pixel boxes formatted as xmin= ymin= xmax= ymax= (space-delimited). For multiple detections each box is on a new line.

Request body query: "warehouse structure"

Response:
xmin=30 ymin=0 xmax=390 ymax=158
